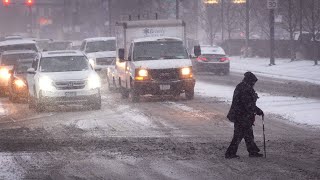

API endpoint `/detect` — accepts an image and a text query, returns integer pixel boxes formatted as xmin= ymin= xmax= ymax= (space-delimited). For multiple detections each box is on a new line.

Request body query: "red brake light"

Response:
xmin=220 ymin=57 xmax=229 ymax=62
xmin=197 ymin=57 xmax=207 ymax=61
xmin=26 ymin=0 xmax=33 ymax=6
xmin=3 ymin=0 xmax=10 ymax=6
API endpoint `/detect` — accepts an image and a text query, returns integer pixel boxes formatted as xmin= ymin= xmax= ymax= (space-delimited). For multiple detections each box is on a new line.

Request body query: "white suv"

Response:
xmin=27 ymin=50 xmax=101 ymax=112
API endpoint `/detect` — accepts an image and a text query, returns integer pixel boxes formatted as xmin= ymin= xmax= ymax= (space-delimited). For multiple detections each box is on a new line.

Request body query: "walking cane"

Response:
xmin=262 ymin=115 xmax=266 ymax=158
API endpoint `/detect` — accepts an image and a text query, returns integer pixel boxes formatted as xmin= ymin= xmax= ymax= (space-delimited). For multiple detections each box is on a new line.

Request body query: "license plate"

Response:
xmin=65 ymin=92 xmax=77 ymax=97
xmin=160 ymin=84 xmax=170 ymax=90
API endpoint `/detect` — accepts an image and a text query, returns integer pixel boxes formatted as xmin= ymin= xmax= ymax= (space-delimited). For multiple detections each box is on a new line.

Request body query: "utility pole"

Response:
xmin=221 ymin=0 xmax=224 ymax=41
xmin=299 ymin=0 xmax=302 ymax=44
xmin=108 ymin=0 xmax=112 ymax=36
xmin=245 ymin=0 xmax=250 ymax=57
xmin=176 ymin=0 xmax=179 ymax=19
xmin=267 ymin=0 xmax=277 ymax=65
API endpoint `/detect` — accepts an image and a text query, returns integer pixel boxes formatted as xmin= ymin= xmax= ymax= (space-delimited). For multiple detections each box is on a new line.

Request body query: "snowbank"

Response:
xmin=230 ymin=57 xmax=320 ymax=85
xmin=195 ymin=81 xmax=320 ymax=127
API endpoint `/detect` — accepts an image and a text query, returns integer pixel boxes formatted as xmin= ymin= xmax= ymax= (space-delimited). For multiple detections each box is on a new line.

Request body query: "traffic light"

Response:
xmin=26 ymin=0 xmax=33 ymax=6
xmin=3 ymin=0 xmax=10 ymax=6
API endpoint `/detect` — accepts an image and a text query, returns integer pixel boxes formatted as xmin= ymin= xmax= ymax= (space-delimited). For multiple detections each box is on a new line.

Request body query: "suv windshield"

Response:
xmin=16 ymin=61 xmax=32 ymax=74
xmin=40 ymin=56 xmax=89 ymax=72
xmin=0 ymin=44 xmax=38 ymax=54
xmin=85 ymin=40 xmax=116 ymax=53
xmin=1 ymin=53 xmax=36 ymax=65
xmin=133 ymin=41 xmax=188 ymax=61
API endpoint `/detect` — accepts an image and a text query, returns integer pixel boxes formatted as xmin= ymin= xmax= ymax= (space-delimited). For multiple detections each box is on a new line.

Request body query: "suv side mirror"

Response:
xmin=194 ymin=45 xmax=201 ymax=57
xmin=94 ymin=67 xmax=102 ymax=72
xmin=27 ymin=68 xmax=36 ymax=74
xmin=118 ymin=48 xmax=125 ymax=62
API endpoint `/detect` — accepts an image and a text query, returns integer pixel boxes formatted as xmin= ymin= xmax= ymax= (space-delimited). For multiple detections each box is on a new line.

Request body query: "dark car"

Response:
xmin=8 ymin=59 xmax=33 ymax=102
xmin=192 ymin=45 xmax=230 ymax=75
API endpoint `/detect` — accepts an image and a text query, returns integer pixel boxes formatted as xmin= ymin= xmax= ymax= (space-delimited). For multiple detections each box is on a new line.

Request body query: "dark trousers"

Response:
xmin=225 ymin=122 xmax=260 ymax=155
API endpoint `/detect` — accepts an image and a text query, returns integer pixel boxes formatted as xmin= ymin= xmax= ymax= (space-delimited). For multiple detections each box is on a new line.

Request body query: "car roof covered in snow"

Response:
xmin=133 ymin=37 xmax=182 ymax=43
xmin=116 ymin=19 xmax=185 ymax=28
xmin=0 ymin=39 xmax=36 ymax=46
xmin=41 ymin=50 xmax=84 ymax=58
xmin=84 ymin=37 xmax=116 ymax=42
xmin=200 ymin=45 xmax=226 ymax=55
xmin=1 ymin=50 xmax=37 ymax=55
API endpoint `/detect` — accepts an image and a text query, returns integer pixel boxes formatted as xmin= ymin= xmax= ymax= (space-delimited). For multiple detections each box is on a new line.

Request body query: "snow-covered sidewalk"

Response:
xmin=230 ymin=56 xmax=320 ymax=85
xmin=196 ymin=82 xmax=320 ymax=127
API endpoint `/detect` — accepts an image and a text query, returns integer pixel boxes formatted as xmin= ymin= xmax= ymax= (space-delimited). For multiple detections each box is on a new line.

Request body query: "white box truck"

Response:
xmin=115 ymin=19 xmax=196 ymax=102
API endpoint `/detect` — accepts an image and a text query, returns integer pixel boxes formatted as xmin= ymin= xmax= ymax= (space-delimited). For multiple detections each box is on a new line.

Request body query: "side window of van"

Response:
xmin=80 ymin=42 xmax=86 ymax=51
xmin=128 ymin=43 xmax=133 ymax=61
xmin=32 ymin=56 xmax=40 ymax=71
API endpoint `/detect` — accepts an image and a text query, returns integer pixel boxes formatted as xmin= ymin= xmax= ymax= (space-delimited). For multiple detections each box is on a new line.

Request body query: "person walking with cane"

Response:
xmin=225 ymin=72 xmax=264 ymax=159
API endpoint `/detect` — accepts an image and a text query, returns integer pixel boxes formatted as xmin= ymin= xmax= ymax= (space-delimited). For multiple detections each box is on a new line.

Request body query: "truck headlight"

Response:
xmin=180 ymin=67 xmax=193 ymax=79
xmin=181 ymin=67 xmax=191 ymax=75
xmin=135 ymin=69 xmax=150 ymax=81
xmin=39 ymin=76 xmax=55 ymax=91
xmin=14 ymin=79 xmax=26 ymax=88
xmin=87 ymin=74 xmax=101 ymax=89
xmin=138 ymin=69 xmax=148 ymax=77
xmin=89 ymin=58 xmax=95 ymax=68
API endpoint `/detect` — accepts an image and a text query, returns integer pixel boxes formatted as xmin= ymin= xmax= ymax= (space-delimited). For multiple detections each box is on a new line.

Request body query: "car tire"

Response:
xmin=185 ymin=87 xmax=194 ymax=100
xmin=35 ymin=93 xmax=45 ymax=112
xmin=224 ymin=69 xmax=230 ymax=75
xmin=92 ymin=99 xmax=101 ymax=110
xmin=28 ymin=95 xmax=36 ymax=109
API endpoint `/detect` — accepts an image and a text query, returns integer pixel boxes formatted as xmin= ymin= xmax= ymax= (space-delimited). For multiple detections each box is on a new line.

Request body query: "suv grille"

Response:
xmin=54 ymin=80 xmax=86 ymax=90
xmin=149 ymin=68 xmax=179 ymax=81
xmin=96 ymin=57 xmax=114 ymax=65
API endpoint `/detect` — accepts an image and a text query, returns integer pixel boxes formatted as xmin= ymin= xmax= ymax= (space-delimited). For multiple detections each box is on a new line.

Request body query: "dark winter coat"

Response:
xmin=227 ymin=73 xmax=262 ymax=127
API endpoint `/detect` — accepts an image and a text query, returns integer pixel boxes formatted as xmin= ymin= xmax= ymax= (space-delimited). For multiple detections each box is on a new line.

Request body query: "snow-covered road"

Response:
xmin=0 ymin=68 xmax=319 ymax=179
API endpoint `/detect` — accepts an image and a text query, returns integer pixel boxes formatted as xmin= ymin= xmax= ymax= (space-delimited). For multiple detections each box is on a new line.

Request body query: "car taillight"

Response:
xmin=197 ymin=57 xmax=207 ymax=61
xmin=220 ymin=57 xmax=229 ymax=62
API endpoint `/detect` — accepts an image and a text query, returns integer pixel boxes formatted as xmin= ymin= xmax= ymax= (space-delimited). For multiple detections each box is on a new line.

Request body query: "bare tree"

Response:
xmin=279 ymin=0 xmax=300 ymax=61
xmin=303 ymin=0 xmax=320 ymax=65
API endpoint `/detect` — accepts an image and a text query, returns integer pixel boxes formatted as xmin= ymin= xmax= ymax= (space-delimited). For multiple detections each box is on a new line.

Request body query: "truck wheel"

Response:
xmin=185 ymin=88 xmax=194 ymax=100
xmin=130 ymin=89 xmax=140 ymax=103
xmin=121 ymin=87 xmax=129 ymax=99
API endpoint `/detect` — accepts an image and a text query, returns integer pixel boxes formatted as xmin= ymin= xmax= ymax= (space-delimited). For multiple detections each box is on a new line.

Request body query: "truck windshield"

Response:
xmin=40 ymin=56 xmax=89 ymax=72
xmin=86 ymin=40 xmax=116 ymax=53
xmin=1 ymin=53 xmax=36 ymax=65
xmin=133 ymin=41 xmax=188 ymax=61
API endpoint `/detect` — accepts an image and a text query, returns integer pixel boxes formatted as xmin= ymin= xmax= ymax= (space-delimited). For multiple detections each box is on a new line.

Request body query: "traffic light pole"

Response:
xmin=245 ymin=0 xmax=250 ymax=57
xmin=269 ymin=8 xmax=275 ymax=65
xmin=176 ymin=0 xmax=179 ymax=19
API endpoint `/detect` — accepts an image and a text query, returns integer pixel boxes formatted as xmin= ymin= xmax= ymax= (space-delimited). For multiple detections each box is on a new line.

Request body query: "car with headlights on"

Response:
xmin=0 ymin=50 xmax=37 ymax=96
xmin=192 ymin=45 xmax=230 ymax=75
xmin=80 ymin=37 xmax=116 ymax=77
xmin=27 ymin=50 xmax=102 ymax=112
xmin=8 ymin=59 xmax=33 ymax=102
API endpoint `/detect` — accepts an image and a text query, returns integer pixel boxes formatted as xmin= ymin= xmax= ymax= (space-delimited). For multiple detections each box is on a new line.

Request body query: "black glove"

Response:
xmin=256 ymin=108 xmax=264 ymax=116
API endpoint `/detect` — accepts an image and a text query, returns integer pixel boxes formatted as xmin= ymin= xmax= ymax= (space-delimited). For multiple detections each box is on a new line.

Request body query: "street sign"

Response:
xmin=267 ymin=0 xmax=278 ymax=9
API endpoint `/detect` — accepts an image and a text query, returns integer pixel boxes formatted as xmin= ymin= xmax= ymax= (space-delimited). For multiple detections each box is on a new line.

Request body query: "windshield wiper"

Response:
xmin=161 ymin=56 xmax=185 ymax=59
xmin=135 ymin=56 xmax=157 ymax=60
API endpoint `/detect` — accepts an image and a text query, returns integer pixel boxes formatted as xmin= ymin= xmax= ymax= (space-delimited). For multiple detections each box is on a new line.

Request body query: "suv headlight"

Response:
xmin=39 ymin=76 xmax=55 ymax=91
xmin=87 ymin=74 xmax=101 ymax=89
